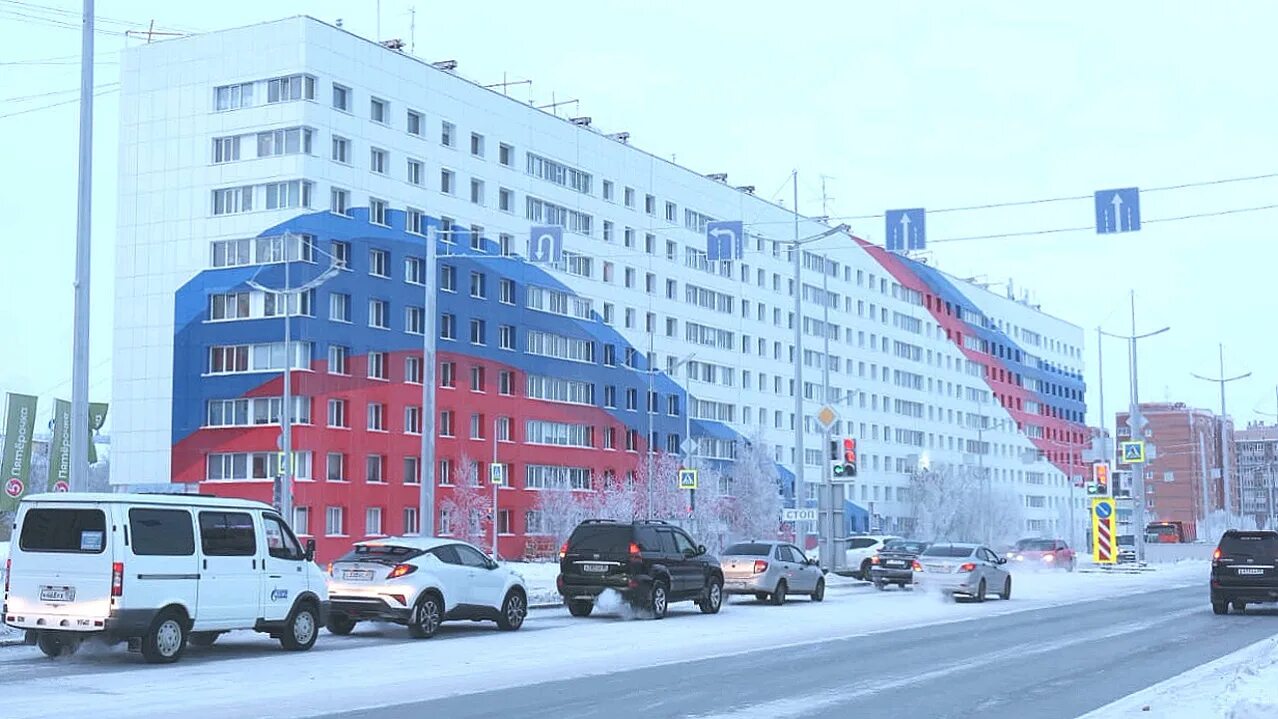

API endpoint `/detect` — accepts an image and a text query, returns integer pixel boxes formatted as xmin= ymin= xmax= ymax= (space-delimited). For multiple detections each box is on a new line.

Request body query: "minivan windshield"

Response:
xmin=19 ymin=508 xmax=107 ymax=553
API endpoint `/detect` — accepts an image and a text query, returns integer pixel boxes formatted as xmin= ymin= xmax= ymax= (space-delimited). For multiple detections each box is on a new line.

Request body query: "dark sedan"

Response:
xmin=870 ymin=539 xmax=930 ymax=589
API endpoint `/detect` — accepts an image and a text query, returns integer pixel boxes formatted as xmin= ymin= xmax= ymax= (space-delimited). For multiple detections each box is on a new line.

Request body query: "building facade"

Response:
xmin=1235 ymin=422 xmax=1278 ymax=528
xmin=1115 ymin=402 xmax=1235 ymax=540
xmin=112 ymin=17 xmax=1089 ymax=560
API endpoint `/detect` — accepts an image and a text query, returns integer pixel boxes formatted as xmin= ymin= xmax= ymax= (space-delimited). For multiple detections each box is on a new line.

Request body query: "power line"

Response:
xmin=1 ymin=81 xmax=118 ymax=104
xmin=0 ymin=85 xmax=118 ymax=119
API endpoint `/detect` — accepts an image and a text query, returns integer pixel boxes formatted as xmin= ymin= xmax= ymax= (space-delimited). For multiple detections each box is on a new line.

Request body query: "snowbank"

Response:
xmin=500 ymin=560 xmax=560 ymax=605
xmin=1080 ymin=635 xmax=1278 ymax=718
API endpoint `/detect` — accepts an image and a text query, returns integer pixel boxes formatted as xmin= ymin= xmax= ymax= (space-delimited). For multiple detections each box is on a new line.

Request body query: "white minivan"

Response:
xmin=2 ymin=492 xmax=329 ymax=663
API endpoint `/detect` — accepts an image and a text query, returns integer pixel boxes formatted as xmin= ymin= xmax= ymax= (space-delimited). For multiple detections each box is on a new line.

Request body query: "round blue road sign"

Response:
xmin=1095 ymin=501 xmax=1113 ymax=519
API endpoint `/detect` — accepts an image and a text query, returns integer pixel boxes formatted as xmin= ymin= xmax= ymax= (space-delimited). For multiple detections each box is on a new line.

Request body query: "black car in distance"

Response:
xmin=1211 ymin=529 xmax=1278 ymax=615
xmin=556 ymin=519 xmax=724 ymax=619
xmin=870 ymin=539 xmax=930 ymax=589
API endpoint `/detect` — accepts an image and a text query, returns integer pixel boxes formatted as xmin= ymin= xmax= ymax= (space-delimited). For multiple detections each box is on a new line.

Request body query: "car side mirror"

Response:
xmin=807 ymin=558 xmax=819 ymax=566
xmin=997 ymin=556 xmax=1007 ymax=565
xmin=697 ymin=544 xmax=707 ymax=556
xmin=304 ymin=538 xmax=316 ymax=562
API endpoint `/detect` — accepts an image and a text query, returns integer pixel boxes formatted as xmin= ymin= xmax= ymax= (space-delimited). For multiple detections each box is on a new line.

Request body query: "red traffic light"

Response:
xmin=843 ymin=438 xmax=857 ymax=464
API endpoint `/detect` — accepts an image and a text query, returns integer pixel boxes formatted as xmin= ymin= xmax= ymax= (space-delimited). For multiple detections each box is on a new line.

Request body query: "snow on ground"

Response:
xmin=0 ymin=561 xmax=1207 ymax=719
xmin=0 ymin=541 xmax=13 ymax=641
xmin=500 ymin=560 xmax=560 ymax=605
xmin=1079 ymin=635 xmax=1278 ymax=719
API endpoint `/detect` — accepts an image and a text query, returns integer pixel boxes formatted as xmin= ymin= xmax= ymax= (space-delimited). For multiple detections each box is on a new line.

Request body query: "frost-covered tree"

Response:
xmin=534 ymin=485 xmax=591 ymax=546
xmin=722 ymin=430 xmax=784 ymax=542
xmin=588 ymin=469 xmax=640 ymax=522
xmin=442 ymin=453 xmax=490 ymax=547
xmin=632 ymin=451 xmax=686 ymax=521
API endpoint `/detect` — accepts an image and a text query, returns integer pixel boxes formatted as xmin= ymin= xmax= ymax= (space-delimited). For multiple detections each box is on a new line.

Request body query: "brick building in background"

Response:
xmin=1116 ymin=402 xmax=1234 ymax=541
xmin=1235 ymin=422 xmax=1278 ymax=528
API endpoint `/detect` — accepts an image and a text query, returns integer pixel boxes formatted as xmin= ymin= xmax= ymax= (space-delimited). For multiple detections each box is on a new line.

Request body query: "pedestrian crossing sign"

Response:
xmin=1120 ymin=440 xmax=1146 ymax=464
xmin=678 ymin=469 xmax=698 ymax=490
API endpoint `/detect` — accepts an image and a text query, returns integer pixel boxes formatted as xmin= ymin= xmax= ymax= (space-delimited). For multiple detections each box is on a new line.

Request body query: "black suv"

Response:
xmin=557 ymin=519 xmax=724 ymax=619
xmin=1211 ymin=529 xmax=1278 ymax=614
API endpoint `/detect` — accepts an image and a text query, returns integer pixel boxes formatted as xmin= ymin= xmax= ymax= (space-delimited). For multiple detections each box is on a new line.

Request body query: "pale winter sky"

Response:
xmin=1 ymin=1 xmax=1276 ymax=435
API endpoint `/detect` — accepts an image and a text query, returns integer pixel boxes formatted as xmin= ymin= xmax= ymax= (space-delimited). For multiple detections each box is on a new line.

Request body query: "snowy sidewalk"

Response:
xmin=1079 ymin=634 xmax=1278 ymax=719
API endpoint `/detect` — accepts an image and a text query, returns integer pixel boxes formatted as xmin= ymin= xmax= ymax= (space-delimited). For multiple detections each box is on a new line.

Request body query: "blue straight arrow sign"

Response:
xmin=885 ymin=208 xmax=925 ymax=251
xmin=1094 ymin=187 xmax=1141 ymax=233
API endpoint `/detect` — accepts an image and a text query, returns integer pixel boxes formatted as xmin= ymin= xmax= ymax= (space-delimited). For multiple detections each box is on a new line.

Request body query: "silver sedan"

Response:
xmin=720 ymin=541 xmax=826 ymax=604
xmin=914 ymin=543 xmax=1012 ymax=602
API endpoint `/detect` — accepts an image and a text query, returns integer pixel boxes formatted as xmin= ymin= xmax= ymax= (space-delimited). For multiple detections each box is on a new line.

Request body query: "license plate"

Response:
xmin=40 ymin=585 xmax=75 ymax=602
xmin=886 ymin=561 xmax=906 ymax=568
xmin=926 ymin=565 xmax=952 ymax=573
xmin=1237 ymin=568 xmax=1265 ymax=575
xmin=342 ymin=569 xmax=374 ymax=581
xmin=581 ymin=563 xmax=608 ymax=574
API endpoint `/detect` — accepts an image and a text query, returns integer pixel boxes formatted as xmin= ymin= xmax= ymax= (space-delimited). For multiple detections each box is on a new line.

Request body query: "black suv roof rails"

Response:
xmin=577 ymin=518 xmax=671 ymax=525
xmin=635 ymin=519 xmax=669 ymax=525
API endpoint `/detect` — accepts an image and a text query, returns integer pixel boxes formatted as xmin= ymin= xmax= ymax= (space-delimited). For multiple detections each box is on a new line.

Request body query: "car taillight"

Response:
xmin=629 ymin=542 xmax=642 ymax=559
xmin=559 ymin=542 xmax=569 ymax=560
xmin=1213 ymin=547 xmax=1222 ymax=562
xmin=912 ymin=560 xmax=923 ymax=572
xmin=386 ymin=564 xmax=417 ymax=580
xmin=111 ymin=562 xmax=124 ymax=597
xmin=753 ymin=560 xmax=769 ymax=574
xmin=958 ymin=562 xmax=976 ymax=573
xmin=3 ymin=558 xmax=9 ymax=594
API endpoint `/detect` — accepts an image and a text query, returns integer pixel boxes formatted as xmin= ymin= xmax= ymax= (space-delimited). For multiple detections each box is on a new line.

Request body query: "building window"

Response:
xmin=366 ymin=455 xmax=384 ymax=484
xmin=212 ymin=186 xmax=253 ymax=215
xmin=645 ymin=193 xmax=656 ymax=215
xmin=471 ymin=132 xmax=485 ymax=157
xmin=499 ymin=324 xmax=515 ymax=350
xmin=470 ymin=271 xmax=487 ymax=299
xmin=331 ymin=136 xmax=350 ymax=163
xmin=325 ymin=506 xmax=345 ymax=536
xmin=440 ymin=313 xmax=455 ymax=340
xmin=370 ymin=97 xmax=388 ymax=124
xmin=328 ymin=345 xmax=350 ymax=375
xmin=367 ymin=351 xmax=388 ymax=380
xmin=405 ymin=356 xmax=423 ymax=384
xmin=497 ymin=510 xmax=512 ymax=536
xmin=406 ymin=208 xmax=424 ymax=235
xmin=469 ymin=224 xmax=484 ymax=251
xmin=470 ymin=365 xmax=486 ymax=392
xmin=499 ymin=187 xmax=513 ymax=212
xmin=470 ymin=318 xmax=486 ymax=345
xmin=441 ymin=168 xmax=455 ymax=194
xmin=368 ymin=299 xmax=389 ymax=329
xmin=370 ymin=197 xmax=389 ymax=226
xmin=602 ymin=180 xmax=614 ymax=201
xmin=331 ymin=84 xmax=350 ymax=111
xmin=257 ymin=127 xmax=312 ymax=157
xmin=471 ymin=178 xmax=485 ymax=205
xmin=499 ymin=278 xmax=515 ymax=304
xmin=403 ymin=506 xmax=419 ymax=534
xmin=212 ymin=136 xmax=240 ymax=163
xmin=329 ymin=292 xmax=351 ymax=322
xmin=499 ymin=142 xmax=514 ymax=166
xmin=405 ymin=256 xmax=426 ymax=284
xmin=407 ymin=109 xmax=423 ymax=136
xmin=407 ymin=158 xmax=423 ymax=185
xmin=326 ymin=453 xmax=346 ymax=481
xmin=365 ymin=507 xmax=383 ymax=536
xmin=330 ymin=188 xmax=351 ymax=216
xmin=439 ymin=410 xmax=455 ymax=437
xmin=441 ymin=121 xmax=455 ymax=147
xmin=470 ymin=413 xmax=486 ymax=440
xmin=214 ymin=82 xmax=253 ymax=111
xmin=665 ymin=201 xmax=677 ymax=222
xmin=440 ymin=264 xmax=456 ymax=292
xmin=326 ymin=398 xmax=348 ymax=428
xmin=438 ymin=458 xmax=453 ymax=486
xmin=499 ymin=370 xmax=514 ymax=396
xmin=405 ymin=305 xmax=424 ymax=335
xmin=499 ymin=233 xmax=514 ymax=257
xmin=440 ymin=361 xmax=456 ymax=388
xmin=367 ymin=402 xmax=386 ymax=431
xmin=266 ymin=74 xmax=315 ymax=103
xmin=370 ymin=147 xmax=388 ymax=174
xmin=293 ymin=507 xmax=311 ymax=536
xmin=331 ymin=240 xmax=350 ymax=269
xmin=369 ymin=248 xmax=389 ymax=278
xmin=264 ymin=180 xmax=312 ymax=210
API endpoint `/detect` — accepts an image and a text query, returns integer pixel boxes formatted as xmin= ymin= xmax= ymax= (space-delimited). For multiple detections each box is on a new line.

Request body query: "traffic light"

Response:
xmin=832 ymin=437 xmax=857 ymax=478
xmin=1088 ymin=462 xmax=1110 ymax=496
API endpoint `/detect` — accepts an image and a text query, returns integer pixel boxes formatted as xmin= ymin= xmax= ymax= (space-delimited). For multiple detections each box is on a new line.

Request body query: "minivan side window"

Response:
xmin=19 ymin=508 xmax=106 ymax=553
xmin=198 ymin=512 xmax=257 ymax=556
xmin=129 ymin=508 xmax=195 ymax=556
xmin=262 ymin=514 xmax=304 ymax=560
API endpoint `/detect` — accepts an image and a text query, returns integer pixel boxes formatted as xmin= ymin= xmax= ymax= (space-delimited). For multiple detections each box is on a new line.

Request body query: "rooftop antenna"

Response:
xmin=485 ymin=73 xmax=533 ymax=96
xmin=409 ymin=6 xmax=415 ymax=54
xmin=536 ymin=95 xmax=579 ymax=115
xmin=820 ymin=174 xmax=835 ymax=217
xmin=336 ymin=18 xmax=343 ymax=28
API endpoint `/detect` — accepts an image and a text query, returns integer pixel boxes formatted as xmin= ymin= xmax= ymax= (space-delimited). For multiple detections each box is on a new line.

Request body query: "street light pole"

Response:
xmin=420 ymin=224 xmax=439 ymax=536
xmin=1192 ymin=344 xmax=1251 ymax=517
xmin=69 ymin=0 xmax=94 ymax=489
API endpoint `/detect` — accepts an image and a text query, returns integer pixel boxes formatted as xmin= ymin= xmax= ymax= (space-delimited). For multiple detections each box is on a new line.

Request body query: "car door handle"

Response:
xmin=269 ymin=575 xmax=282 ymax=579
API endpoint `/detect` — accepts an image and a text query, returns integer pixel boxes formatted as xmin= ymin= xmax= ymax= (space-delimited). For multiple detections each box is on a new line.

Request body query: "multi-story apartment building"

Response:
xmin=111 ymin=17 xmax=1088 ymax=560
xmin=1235 ymin=422 xmax=1278 ymax=526
xmin=1116 ymin=402 xmax=1235 ymax=540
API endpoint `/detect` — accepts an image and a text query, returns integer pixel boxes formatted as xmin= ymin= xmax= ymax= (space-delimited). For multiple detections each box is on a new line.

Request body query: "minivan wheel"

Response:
xmin=1212 ymin=601 xmax=1229 ymax=615
xmin=278 ymin=603 xmax=319 ymax=651
xmin=566 ymin=599 xmax=594 ymax=617
xmin=770 ymin=580 xmax=787 ymax=606
xmin=326 ymin=613 xmax=357 ymax=636
xmin=649 ymin=581 xmax=669 ymax=619
xmin=497 ymin=589 xmax=527 ymax=631
xmin=188 ymin=631 xmax=221 ymax=647
xmin=36 ymin=631 xmax=80 ymax=659
xmin=408 ymin=594 xmax=443 ymax=638
xmin=141 ymin=610 xmax=188 ymax=664
xmin=698 ymin=578 xmax=723 ymax=614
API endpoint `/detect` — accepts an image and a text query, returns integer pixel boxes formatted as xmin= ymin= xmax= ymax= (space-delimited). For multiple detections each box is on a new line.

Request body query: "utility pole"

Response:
xmin=1192 ymin=344 xmax=1250 ymax=517
xmin=492 ymin=416 xmax=499 ymax=557
xmin=791 ymin=170 xmax=804 ymax=546
xmin=70 ymin=0 xmax=94 ymax=490
xmin=419 ymin=224 xmax=439 ymax=535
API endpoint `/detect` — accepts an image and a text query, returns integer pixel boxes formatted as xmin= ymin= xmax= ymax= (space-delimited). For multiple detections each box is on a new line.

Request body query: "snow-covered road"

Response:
xmin=0 ymin=562 xmax=1220 ymax=719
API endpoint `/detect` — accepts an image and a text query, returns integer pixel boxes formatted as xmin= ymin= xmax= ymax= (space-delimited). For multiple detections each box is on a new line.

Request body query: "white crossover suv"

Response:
xmin=325 ymin=537 xmax=527 ymax=638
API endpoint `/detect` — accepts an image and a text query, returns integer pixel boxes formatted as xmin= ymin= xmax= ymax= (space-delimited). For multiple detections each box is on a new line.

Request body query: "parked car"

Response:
xmin=1117 ymin=534 xmax=1137 ymax=563
xmin=870 ymin=539 xmax=930 ymax=589
xmin=557 ymin=519 xmax=723 ymax=619
xmin=3 ymin=492 xmax=326 ymax=663
xmin=914 ymin=543 xmax=1011 ymax=602
xmin=1210 ymin=530 xmax=1278 ymax=615
xmin=845 ymin=535 xmax=902 ymax=581
xmin=1007 ymin=538 xmax=1076 ymax=571
xmin=720 ymin=541 xmax=826 ymax=604
xmin=326 ymin=537 xmax=526 ymax=638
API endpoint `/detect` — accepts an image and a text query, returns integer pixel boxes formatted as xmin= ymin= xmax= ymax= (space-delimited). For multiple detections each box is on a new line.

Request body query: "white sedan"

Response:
xmin=914 ymin=543 xmax=1012 ymax=602
xmin=325 ymin=536 xmax=527 ymax=638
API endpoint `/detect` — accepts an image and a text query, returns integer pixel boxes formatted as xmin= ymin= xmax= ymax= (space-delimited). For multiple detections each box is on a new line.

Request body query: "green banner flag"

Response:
xmin=48 ymin=399 xmax=72 ymax=492
xmin=88 ymin=403 xmax=109 ymax=464
xmin=1 ymin=392 xmax=39 ymax=510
